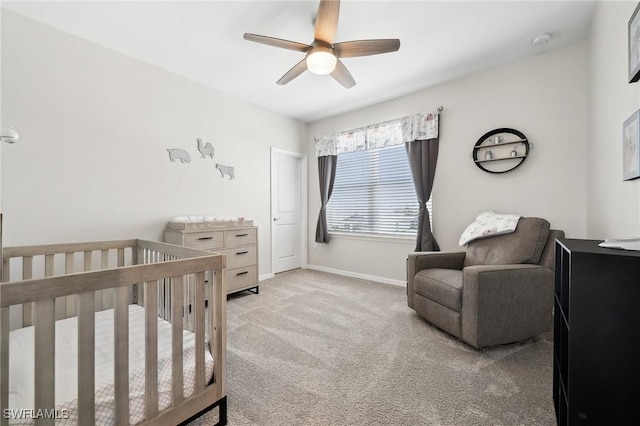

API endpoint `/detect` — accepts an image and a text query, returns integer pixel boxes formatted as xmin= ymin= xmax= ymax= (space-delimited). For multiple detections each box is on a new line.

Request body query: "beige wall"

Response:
xmin=586 ymin=2 xmax=640 ymax=239
xmin=0 ymin=11 xmax=307 ymax=278
xmin=8 ymin=5 xmax=635 ymax=286
xmin=308 ymin=43 xmax=588 ymax=284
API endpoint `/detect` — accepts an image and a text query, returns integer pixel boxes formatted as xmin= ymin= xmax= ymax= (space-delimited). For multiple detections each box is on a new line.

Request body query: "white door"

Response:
xmin=271 ymin=149 xmax=302 ymax=273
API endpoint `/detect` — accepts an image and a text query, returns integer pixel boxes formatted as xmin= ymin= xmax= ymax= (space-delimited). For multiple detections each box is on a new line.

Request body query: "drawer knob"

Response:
xmin=197 ymin=236 xmax=214 ymax=241
xmin=236 ymin=271 xmax=249 ymax=276
xmin=236 ymin=233 xmax=249 ymax=237
xmin=236 ymin=251 xmax=249 ymax=255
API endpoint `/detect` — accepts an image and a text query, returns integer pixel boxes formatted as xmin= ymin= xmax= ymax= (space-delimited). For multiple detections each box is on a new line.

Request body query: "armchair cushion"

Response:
xmin=461 ymin=264 xmax=554 ymax=347
xmin=414 ymin=269 xmax=463 ymax=311
xmin=407 ymin=251 xmax=465 ymax=309
xmin=463 ymin=217 xmax=550 ymax=267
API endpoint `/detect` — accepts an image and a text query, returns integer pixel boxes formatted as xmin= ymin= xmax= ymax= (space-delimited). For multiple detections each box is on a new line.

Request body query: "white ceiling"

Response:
xmin=2 ymin=1 xmax=596 ymax=123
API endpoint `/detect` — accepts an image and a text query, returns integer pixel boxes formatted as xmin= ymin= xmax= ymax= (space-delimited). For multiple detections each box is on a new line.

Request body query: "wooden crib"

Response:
xmin=0 ymin=239 xmax=227 ymax=426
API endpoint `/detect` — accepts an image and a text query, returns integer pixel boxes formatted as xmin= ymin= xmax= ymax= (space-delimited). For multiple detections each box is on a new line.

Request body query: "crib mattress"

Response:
xmin=8 ymin=304 xmax=214 ymax=425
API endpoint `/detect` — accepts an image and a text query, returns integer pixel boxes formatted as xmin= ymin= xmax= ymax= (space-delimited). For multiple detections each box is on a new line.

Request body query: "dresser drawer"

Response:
xmin=227 ymin=265 xmax=257 ymax=293
xmin=221 ymin=246 xmax=257 ymax=270
xmin=183 ymin=231 xmax=224 ymax=250
xmin=224 ymin=228 xmax=257 ymax=248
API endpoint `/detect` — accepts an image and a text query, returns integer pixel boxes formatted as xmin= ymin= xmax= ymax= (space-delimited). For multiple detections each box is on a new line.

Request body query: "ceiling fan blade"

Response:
xmin=333 ymin=39 xmax=401 ymax=58
xmin=277 ymin=59 xmax=308 ymax=85
xmin=331 ymin=59 xmax=355 ymax=89
xmin=314 ymin=0 xmax=340 ymax=44
xmin=243 ymin=33 xmax=311 ymax=52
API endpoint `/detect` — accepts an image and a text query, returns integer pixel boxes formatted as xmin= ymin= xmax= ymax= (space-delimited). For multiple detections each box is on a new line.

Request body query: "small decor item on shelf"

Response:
xmin=511 ymin=149 xmax=518 ymax=157
xmin=485 ymin=151 xmax=493 ymax=160
xmin=493 ymin=135 xmax=501 ymax=144
xmin=167 ymin=148 xmax=191 ymax=164
xmin=215 ymin=163 xmax=235 ymax=180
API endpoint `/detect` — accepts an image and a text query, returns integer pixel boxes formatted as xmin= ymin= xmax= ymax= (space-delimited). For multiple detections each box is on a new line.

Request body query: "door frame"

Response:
xmin=270 ymin=147 xmax=308 ymax=274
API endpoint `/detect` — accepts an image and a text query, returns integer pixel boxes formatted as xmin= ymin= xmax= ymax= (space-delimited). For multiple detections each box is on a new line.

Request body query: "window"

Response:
xmin=326 ymin=144 xmax=432 ymax=237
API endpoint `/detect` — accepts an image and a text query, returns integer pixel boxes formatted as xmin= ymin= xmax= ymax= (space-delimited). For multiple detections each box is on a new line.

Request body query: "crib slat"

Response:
xmin=82 ymin=250 xmax=101 ymax=312
xmin=206 ymin=271 xmax=214 ymax=351
xmin=119 ymin=247 xmax=135 ymax=304
xmin=2 ymin=258 xmax=8 ymax=283
xmin=78 ymin=291 xmax=95 ymax=425
xmin=171 ymin=276 xmax=184 ymax=405
xmin=213 ymin=269 xmax=227 ymax=395
xmin=118 ymin=247 xmax=125 ymax=267
xmin=131 ymin=247 xmax=140 ymax=305
xmin=114 ymin=286 xmax=129 ymax=425
xmin=183 ymin=279 xmax=190 ymax=332
xmin=194 ymin=271 xmax=205 ymax=393
xmin=34 ymin=299 xmax=55 ymax=426
xmin=157 ymin=274 xmax=162 ymax=318
xmin=162 ymin=254 xmax=168 ymax=320
xmin=65 ymin=253 xmax=76 ymax=318
xmin=145 ymin=280 xmax=159 ymax=418
xmin=44 ymin=254 xmax=54 ymax=276
xmin=101 ymin=250 xmax=109 ymax=268
xmin=83 ymin=250 xmax=92 ymax=271
xmin=136 ymin=247 xmax=144 ymax=305
xmin=188 ymin=275 xmax=194 ymax=332
xmin=0 ymin=307 xmax=9 ymax=426
xmin=46 ymin=254 xmax=65 ymax=321
xmin=101 ymin=249 xmax=113 ymax=309
xmin=22 ymin=256 xmax=33 ymax=326
xmin=22 ymin=256 xmax=32 ymax=279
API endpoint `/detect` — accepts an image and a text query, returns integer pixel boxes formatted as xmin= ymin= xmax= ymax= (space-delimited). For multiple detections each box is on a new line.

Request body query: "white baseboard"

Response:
xmin=306 ymin=264 xmax=405 ymax=287
xmin=259 ymin=273 xmax=274 ymax=281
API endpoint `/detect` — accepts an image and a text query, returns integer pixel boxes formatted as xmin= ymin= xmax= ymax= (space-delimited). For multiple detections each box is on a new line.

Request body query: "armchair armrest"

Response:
xmin=406 ymin=251 xmax=466 ymax=308
xmin=461 ymin=264 xmax=554 ymax=348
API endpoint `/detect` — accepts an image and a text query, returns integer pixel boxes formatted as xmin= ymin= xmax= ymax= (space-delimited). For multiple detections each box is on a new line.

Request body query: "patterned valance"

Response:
xmin=315 ymin=110 xmax=440 ymax=157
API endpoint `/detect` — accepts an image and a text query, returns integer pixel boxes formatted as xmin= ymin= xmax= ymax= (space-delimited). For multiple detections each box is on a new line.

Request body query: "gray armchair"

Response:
xmin=407 ymin=217 xmax=564 ymax=348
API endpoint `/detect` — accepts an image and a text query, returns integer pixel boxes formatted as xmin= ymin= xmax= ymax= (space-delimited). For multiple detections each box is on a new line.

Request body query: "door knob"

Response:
xmin=273 ymin=217 xmax=281 ymax=222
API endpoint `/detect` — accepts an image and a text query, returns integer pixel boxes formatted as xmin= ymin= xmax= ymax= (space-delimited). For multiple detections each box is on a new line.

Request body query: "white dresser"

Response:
xmin=164 ymin=218 xmax=259 ymax=295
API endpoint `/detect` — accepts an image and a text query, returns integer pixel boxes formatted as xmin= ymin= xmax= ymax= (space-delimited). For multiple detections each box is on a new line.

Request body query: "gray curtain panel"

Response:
xmin=315 ymin=155 xmax=338 ymax=243
xmin=406 ymin=138 xmax=440 ymax=252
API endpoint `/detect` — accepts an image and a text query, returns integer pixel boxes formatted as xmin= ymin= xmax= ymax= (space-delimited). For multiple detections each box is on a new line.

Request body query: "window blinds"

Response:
xmin=327 ymin=145 xmax=431 ymax=236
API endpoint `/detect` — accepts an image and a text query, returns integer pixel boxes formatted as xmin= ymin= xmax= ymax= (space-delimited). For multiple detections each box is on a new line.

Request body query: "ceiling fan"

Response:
xmin=243 ymin=0 xmax=400 ymax=88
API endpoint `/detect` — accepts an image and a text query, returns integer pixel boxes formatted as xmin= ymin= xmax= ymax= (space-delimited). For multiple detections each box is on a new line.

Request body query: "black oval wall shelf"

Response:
xmin=471 ymin=128 xmax=532 ymax=174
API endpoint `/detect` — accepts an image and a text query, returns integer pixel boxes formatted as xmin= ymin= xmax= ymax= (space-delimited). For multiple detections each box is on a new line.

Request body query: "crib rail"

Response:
xmin=0 ymin=239 xmax=227 ymax=426
xmin=2 ymin=239 xmax=137 ymax=326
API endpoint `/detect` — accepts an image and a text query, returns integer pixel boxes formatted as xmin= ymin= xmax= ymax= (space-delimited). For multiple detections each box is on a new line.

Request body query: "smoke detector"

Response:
xmin=531 ymin=34 xmax=552 ymax=46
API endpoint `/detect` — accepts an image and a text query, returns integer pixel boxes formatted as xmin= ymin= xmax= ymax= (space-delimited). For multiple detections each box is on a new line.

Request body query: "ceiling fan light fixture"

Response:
xmin=243 ymin=0 xmax=399 ymax=87
xmin=306 ymin=49 xmax=337 ymax=75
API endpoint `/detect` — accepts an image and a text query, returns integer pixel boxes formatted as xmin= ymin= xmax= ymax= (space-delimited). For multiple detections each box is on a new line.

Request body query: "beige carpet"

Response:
xmin=189 ymin=269 xmax=555 ymax=425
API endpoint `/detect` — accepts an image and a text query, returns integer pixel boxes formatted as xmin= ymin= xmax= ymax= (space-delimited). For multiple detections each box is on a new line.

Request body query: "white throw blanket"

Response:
xmin=459 ymin=211 xmax=521 ymax=246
